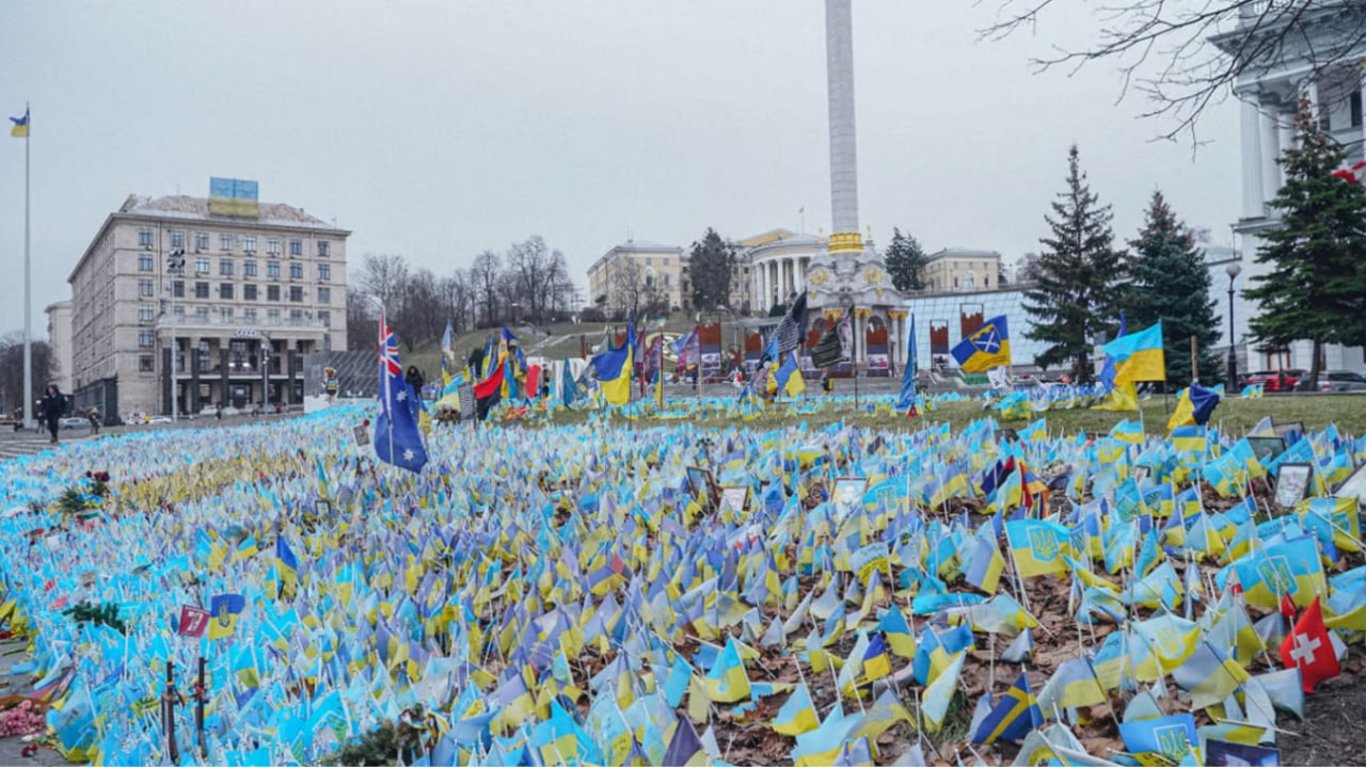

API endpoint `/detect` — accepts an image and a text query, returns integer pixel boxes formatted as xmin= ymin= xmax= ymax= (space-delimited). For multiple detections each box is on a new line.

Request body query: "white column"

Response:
xmin=1260 ymin=104 xmax=1281 ymax=205
xmin=1240 ymin=98 xmax=1265 ymax=219
xmin=784 ymin=258 xmax=794 ymax=297
xmin=1360 ymin=68 xmax=1366 ymax=162
xmin=1278 ymin=106 xmax=1297 ymax=156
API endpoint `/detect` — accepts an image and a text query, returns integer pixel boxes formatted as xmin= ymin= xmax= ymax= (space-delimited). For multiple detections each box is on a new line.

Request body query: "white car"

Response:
xmin=147 ymin=416 xmax=172 ymax=425
xmin=59 ymin=416 xmax=90 ymax=430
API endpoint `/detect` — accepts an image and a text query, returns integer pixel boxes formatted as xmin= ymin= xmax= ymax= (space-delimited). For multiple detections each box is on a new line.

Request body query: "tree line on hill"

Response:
xmin=347 ymin=237 xmax=581 ymax=352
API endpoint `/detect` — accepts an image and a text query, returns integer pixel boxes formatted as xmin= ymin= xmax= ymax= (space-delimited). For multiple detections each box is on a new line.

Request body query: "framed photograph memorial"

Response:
xmin=720 ymin=486 xmax=751 ymax=515
xmin=316 ymin=500 xmax=332 ymax=517
xmin=1275 ymin=462 xmax=1313 ymax=508
xmin=1335 ymin=461 xmax=1366 ymax=507
xmin=353 ymin=424 xmax=371 ymax=446
xmin=1274 ymin=421 xmax=1304 ymax=441
xmin=832 ymin=477 xmax=869 ymax=509
xmin=686 ymin=466 xmax=719 ymax=505
xmin=1245 ymin=436 xmax=1286 ymax=464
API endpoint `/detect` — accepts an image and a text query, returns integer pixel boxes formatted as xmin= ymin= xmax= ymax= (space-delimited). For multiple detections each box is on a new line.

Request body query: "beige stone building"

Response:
xmin=45 ymin=300 xmax=73 ymax=394
xmin=922 ymin=247 xmax=1002 ymax=293
xmin=587 ymin=240 xmax=689 ymax=314
xmin=64 ymin=192 xmax=349 ymax=421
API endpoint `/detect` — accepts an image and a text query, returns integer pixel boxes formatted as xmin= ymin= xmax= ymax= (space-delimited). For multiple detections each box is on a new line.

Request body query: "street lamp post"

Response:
xmin=1225 ymin=262 xmax=1241 ymax=391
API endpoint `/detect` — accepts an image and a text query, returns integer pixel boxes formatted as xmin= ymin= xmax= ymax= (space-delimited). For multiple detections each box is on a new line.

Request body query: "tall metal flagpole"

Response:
xmin=23 ymin=102 xmax=32 ymax=430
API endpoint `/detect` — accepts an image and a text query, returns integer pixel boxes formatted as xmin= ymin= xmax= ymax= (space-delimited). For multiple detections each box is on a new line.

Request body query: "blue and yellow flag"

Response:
xmin=1005 ymin=519 xmax=1072 ymax=578
xmin=591 ymin=321 xmax=635 ymax=406
xmin=1167 ymin=383 xmax=1220 ymax=432
xmin=208 ymin=593 xmax=245 ymax=640
xmin=951 ymin=315 xmax=1011 ymax=373
xmin=772 ymin=351 xmax=806 ymax=397
xmin=972 ymin=673 xmax=1043 ymax=745
xmin=9 ymin=107 xmax=28 ymax=138
xmin=1103 ymin=322 xmax=1166 ymax=384
xmin=1119 ymin=713 xmax=1197 ymax=765
xmin=276 ymin=536 xmax=300 ymax=600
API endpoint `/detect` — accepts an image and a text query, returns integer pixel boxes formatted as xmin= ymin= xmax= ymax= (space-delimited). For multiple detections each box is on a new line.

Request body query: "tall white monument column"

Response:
xmin=826 ymin=0 xmax=859 ymax=236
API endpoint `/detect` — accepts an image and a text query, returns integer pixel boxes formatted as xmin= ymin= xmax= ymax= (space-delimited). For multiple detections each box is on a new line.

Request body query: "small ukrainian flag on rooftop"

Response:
xmin=9 ymin=107 xmax=28 ymax=138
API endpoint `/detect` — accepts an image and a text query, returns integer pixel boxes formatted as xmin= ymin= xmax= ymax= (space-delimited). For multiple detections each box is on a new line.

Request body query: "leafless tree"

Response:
xmin=470 ymin=250 xmax=502 ymax=328
xmin=438 ymin=270 xmax=475 ymax=334
xmin=0 ymin=334 xmax=53 ymax=415
xmin=357 ymin=254 xmax=409 ymax=313
xmin=346 ymin=292 xmax=378 ymax=351
xmin=506 ymin=236 xmax=564 ymax=323
xmin=606 ymin=257 xmax=665 ymax=319
xmin=981 ymin=0 xmax=1366 ymax=143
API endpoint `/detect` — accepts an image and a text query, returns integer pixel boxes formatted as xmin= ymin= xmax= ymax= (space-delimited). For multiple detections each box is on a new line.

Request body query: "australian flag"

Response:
xmin=374 ymin=313 xmax=428 ymax=473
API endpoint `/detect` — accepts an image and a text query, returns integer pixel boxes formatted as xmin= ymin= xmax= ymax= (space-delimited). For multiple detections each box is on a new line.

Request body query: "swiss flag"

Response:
xmin=1279 ymin=596 xmax=1339 ymax=693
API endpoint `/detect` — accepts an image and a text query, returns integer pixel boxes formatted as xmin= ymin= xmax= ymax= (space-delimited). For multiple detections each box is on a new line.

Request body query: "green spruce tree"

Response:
xmin=1023 ymin=144 xmax=1127 ymax=383
xmin=688 ymin=228 xmax=737 ymax=311
xmin=1123 ymin=190 xmax=1222 ymax=386
xmin=883 ymin=228 xmax=928 ymax=292
xmin=1245 ymin=100 xmax=1366 ymax=390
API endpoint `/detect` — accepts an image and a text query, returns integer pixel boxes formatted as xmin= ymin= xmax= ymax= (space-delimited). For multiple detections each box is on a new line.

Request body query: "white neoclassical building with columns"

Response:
xmin=1213 ymin=1 xmax=1366 ymax=374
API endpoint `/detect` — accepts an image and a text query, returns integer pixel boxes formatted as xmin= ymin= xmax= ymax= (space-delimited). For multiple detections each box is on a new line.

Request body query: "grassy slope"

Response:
xmin=541 ymin=394 xmax=1366 ymax=436
xmin=399 ymin=314 xmax=712 ymax=380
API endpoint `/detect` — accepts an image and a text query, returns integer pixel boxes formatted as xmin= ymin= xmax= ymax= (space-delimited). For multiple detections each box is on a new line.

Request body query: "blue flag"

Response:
xmin=896 ymin=314 xmax=917 ymax=411
xmin=374 ymin=314 xmax=428 ymax=473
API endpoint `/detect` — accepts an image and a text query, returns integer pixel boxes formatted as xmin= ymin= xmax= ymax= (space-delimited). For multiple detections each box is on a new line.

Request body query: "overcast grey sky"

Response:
xmin=1 ymin=1 xmax=1240 ymax=333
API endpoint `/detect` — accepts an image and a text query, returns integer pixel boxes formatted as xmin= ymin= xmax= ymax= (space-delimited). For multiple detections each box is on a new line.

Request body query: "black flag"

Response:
xmin=810 ymin=303 xmax=853 ymax=369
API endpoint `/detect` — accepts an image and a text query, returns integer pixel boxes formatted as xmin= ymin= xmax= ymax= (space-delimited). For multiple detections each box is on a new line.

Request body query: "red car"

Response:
xmin=1244 ymin=368 xmax=1306 ymax=392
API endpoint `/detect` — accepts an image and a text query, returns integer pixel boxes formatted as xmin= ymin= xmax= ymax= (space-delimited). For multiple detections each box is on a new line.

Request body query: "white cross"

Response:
xmin=403 ymin=449 xmax=415 ymax=462
xmin=1289 ymin=633 xmax=1321 ymax=666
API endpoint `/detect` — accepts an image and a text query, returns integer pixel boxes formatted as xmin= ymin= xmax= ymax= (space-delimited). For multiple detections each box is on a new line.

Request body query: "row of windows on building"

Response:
xmin=136 ymin=279 xmax=332 ymax=305
xmin=136 ymin=308 xmax=332 ymax=347
xmin=136 ymin=253 xmax=331 ymax=282
xmin=137 ymin=335 xmax=333 ymax=373
xmin=139 ymin=228 xmax=331 ymax=258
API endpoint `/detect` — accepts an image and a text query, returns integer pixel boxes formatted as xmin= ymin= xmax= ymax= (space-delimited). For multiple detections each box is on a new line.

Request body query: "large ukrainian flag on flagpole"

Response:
xmin=9 ymin=107 xmax=28 ymax=138
xmin=951 ymin=315 xmax=1011 ymax=373
xmin=1103 ymin=321 xmax=1166 ymax=384
xmin=592 ymin=321 xmax=635 ymax=405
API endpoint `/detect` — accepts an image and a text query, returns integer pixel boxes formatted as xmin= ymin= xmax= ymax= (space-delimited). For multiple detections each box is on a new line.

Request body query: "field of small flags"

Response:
xmin=0 ymin=400 xmax=1363 ymax=765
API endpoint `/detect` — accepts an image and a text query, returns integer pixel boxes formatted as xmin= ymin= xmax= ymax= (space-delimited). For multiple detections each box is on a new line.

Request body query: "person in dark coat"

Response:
xmin=40 ymin=384 xmax=65 ymax=444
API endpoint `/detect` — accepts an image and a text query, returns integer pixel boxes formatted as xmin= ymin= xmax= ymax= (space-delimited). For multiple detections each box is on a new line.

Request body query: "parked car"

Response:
xmin=1244 ymin=368 xmax=1305 ymax=393
xmin=147 ymin=415 xmax=172 ymax=425
xmin=59 ymin=416 xmax=89 ymax=430
xmin=1321 ymin=370 xmax=1366 ymax=392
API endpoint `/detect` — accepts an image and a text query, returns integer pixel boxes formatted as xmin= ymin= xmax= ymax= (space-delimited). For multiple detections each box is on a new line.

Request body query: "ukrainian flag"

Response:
xmin=591 ymin=321 xmax=634 ymax=406
xmin=951 ymin=314 xmax=1011 ymax=373
xmin=1231 ymin=535 xmax=1326 ymax=609
xmin=1167 ymin=382 xmax=1220 ymax=432
xmin=1103 ymin=322 xmax=1166 ymax=384
xmin=276 ymin=536 xmax=300 ymax=600
xmin=772 ymin=351 xmax=806 ymax=397
xmin=207 ymin=593 xmax=246 ymax=640
xmin=1005 ymin=519 xmax=1073 ymax=578
xmin=9 ymin=107 xmax=28 ymax=138
xmin=1171 ymin=425 xmax=1207 ymax=456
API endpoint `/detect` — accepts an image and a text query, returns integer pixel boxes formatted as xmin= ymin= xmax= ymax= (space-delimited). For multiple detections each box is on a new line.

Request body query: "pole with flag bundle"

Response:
xmin=9 ymin=104 xmax=32 ymax=429
xmin=852 ymin=308 xmax=860 ymax=411
xmin=656 ymin=324 xmax=664 ymax=408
